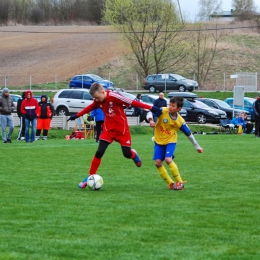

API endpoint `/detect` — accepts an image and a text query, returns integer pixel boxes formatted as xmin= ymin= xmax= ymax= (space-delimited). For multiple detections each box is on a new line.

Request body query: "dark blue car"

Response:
xmin=69 ymin=74 xmax=114 ymax=89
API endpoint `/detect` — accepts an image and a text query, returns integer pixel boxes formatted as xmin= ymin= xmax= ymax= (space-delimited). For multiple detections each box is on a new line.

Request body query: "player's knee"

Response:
xmin=95 ymin=150 xmax=104 ymax=158
xmin=165 ymin=157 xmax=173 ymax=164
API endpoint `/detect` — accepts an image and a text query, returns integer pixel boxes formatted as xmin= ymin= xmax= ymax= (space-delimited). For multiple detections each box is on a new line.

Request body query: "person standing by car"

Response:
xmin=91 ymin=108 xmax=104 ymax=143
xmin=17 ymin=91 xmax=26 ymax=141
xmin=21 ymin=90 xmax=39 ymax=143
xmin=253 ymin=93 xmax=260 ymax=137
xmin=35 ymin=94 xmax=54 ymax=140
xmin=134 ymin=94 xmax=144 ymax=117
xmin=153 ymin=92 xmax=167 ymax=122
xmin=0 ymin=88 xmax=15 ymax=143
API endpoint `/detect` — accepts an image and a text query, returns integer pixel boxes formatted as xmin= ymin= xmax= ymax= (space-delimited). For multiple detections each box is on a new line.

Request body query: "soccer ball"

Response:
xmin=87 ymin=174 xmax=104 ymax=190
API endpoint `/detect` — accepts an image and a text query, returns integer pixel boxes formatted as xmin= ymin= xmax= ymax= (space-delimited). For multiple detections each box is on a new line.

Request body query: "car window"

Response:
xmin=156 ymin=75 xmax=164 ymax=81
xmin=83 ymin=91 xmax=92 ymax=100
xmin=58 ymin=90 xmax=71 ymax=98
xmin=183 ymin=99 xmax=193 ymax=108
xmin=141 ymin=96 xmax=151 ymax=104
xmin=214 ymin=100 xmax=231 ymax=108
xmin=204 ymin=100 xmax=215 ymax=107
xmin=193 ymin=100 xmax=211 ymax=109
xmin=74 ymin=76 xmax=82 ymax=81
xmin=244 ymin=101 xmax=252 ymax=109
xmin=91 ymin=75 xmax=103 ymax=81
xmin=70 ymin=91 xmax=83 ymax=99
xmin=146 ymin=75 xmax=155 ymax=81
xmin=226 ymin=100 xmax=233 ymax=106
xmin=167 ymin=75 xmax=175 ymax=81
xmin=83 ymin=76 xmax=93 ymax=82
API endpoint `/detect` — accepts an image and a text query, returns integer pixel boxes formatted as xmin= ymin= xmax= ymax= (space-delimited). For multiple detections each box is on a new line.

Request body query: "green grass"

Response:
xmin=1 ymin=128 xmax=260 ymax=260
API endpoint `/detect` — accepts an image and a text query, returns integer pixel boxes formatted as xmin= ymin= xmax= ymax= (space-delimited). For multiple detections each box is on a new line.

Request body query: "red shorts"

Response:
xmin=37 ymin=118 xmax=51 ymax=130
xmin=99 ymin=129 xmax=132 ymax=147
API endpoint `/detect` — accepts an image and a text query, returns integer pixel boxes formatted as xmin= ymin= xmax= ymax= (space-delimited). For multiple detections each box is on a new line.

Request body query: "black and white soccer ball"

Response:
xmin=87 ymin=174 xmax=104 ymax=191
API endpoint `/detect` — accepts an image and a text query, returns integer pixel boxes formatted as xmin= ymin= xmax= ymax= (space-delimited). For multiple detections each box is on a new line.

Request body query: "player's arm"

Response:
xmin=146 ymin=107 xmax=162 ymax=127
xmin=67 ymin=102 xmax=96 ymax=121
xmin=131 ymin=100 xmax=152 ymax=110
xmin=180 ymin=123 xmax=204 ymax=153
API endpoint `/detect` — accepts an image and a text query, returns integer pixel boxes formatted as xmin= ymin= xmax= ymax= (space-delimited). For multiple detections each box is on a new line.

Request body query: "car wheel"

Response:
xmin=56 ymin=106 xmax=69 ymax=116
xmin=178 ymin=85 xmax=186 ymax=92
xmin=149 ymin=86 xmax=156 ymax=93
xmin=197 ymin=113 xmax=206 ymax=124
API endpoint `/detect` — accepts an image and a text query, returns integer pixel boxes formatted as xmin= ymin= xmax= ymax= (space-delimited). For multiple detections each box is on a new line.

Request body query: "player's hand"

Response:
xmin=149 ymin=121 xmax=156 ymax=127
xmin=197 ymin=147 xmax=204 ymax=153
xmin=67 ymin=114 xmax=78 ymax=121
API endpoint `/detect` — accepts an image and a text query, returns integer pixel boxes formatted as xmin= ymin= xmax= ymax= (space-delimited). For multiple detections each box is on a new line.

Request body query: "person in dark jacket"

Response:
xmin=16 ymin=91 xmax=26 ymax=141
xmin=253 ymin=93 xmax=260 ymax=137
xmin=21 ymin=90 xmax=39 ymax=143
xmin=0 ymin=88 xmax=14 ymax=143
xmin=91 ymin=108 xmax=104 ymax=143
xmin=35 ymin=94 xmax=54 ymax=140
xmin=153 ymin=92 xmax=167 ymax=122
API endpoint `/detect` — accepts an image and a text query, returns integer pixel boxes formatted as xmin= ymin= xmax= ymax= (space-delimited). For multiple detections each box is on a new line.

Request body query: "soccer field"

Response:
xmin=1 ymin=132 xmax=260 ymax=260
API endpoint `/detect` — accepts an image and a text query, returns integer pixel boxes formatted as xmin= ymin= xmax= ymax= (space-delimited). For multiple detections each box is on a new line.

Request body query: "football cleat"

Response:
xmin=169 ymin=182 xmax=184 ymax=190
xmin=78 ymin=177 xmax=88 ymax=189
xmin=132 ymin=149 xmax=142 ymax=167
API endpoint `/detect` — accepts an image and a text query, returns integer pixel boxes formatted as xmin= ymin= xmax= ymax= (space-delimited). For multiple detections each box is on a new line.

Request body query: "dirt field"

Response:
xmin=0 ymin=26 xmax=123 ymax=86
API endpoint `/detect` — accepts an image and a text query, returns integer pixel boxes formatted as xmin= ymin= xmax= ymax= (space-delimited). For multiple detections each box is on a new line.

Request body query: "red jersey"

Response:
xmin=77 ymin=90 xmax=151 ymax=134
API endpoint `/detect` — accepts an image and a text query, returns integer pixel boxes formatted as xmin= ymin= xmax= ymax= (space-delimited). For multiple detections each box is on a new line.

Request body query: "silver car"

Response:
xmin=52 ymin=89 xmax=93 ymax=116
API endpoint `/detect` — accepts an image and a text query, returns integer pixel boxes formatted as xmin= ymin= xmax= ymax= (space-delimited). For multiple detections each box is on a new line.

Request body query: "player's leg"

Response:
xmin=78 ymin=139 xmax=110 ymax=189
xmin=121 ymin=146 xmax=142 ymax=167
xmin=116 ymin=130 xmax=142 ymax=167
xmin=164 ymin=143 xmax=184 ymax=190
xmin=153 ymin=144 xmax=174 ymax=186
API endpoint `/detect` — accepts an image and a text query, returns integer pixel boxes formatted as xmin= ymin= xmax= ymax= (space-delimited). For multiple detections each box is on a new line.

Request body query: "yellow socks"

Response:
xmin=157 ymin=165 xmax=173 ymax=185
xmin=169 ymin=161 xmax=183 ymax=183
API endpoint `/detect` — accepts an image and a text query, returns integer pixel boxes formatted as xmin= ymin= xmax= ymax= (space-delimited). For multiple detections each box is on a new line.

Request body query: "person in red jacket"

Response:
xmin=67 ymin=83 xmax=153 ymax=189
xmin=35 ymin=94 xmax=54 ymax=140
xmin=21 ymin=90 xmax=39 ymax=143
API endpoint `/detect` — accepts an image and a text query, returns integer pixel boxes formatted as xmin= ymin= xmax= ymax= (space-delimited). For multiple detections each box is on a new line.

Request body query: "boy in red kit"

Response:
xmin=67 ymin=83 xmax=153 ymax=189
xmin=21 ymin=90 xmax=39 ymax=143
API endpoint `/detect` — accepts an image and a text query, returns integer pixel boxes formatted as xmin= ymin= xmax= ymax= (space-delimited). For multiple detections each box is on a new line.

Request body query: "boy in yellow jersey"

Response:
xmin=147 ymin=96 xmax=204 ymax=190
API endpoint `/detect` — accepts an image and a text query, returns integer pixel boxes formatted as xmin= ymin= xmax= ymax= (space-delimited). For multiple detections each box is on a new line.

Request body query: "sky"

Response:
xmin=177 ymin=0 xmax=260 ymax=22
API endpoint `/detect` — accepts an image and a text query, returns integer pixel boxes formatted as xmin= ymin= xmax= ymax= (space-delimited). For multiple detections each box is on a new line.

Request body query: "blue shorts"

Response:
xmin=153 ymin=142 xmax=177 ymax=161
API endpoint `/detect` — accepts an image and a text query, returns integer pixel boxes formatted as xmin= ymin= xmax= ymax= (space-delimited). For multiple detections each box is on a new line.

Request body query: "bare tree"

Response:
xmin=104 ymin=0 xmax=189 ymax=79
xmin=232 ymin=0 xmax=256 ymax=20
xmin=188 ymin=23 xmax=227 ymax=88
xmin=198 ymin=0 xmax=222 ymax=21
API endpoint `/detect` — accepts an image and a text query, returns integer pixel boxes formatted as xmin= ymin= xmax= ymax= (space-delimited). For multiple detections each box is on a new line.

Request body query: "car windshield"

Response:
xmin=90 ymin=75 xmax=103 ymax=81
xmin=118 ymin=92 xmax=135 ymax=100
xmin=213 ymin=99 xmax=231 ymax=108
xmin=192 ymin=100 xmax=211 ymax=109
xmin=170 ymin=74 xmax=186 ymax=80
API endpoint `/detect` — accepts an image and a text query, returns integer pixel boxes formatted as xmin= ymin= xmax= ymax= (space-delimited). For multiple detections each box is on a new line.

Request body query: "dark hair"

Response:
xmin=136 ymin=94 xmax=141 ymax=99
xmin=170 ymin=96 xmax=184 ymax=108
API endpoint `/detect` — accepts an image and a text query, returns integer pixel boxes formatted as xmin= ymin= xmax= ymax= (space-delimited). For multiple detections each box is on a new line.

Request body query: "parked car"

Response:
xmin=52 ymin=89 xmax=93 ymax=116
xmin=197 ymin=98 xmax=251 ymax=120
xmin=224 ymin=97 xmax=256 ymax=121
xmin=168 ymin=92 xmax=198 ymax=100
xmin=143 ymin=73 xmax=198 ymax=93
xmin=140 ymin=94 xmax=187 ymax=118
xmin=115 ymin=91 xmax=150 ymax=122
xmin=182 ymin=99 xmax=227 ymax=124
xmin=69 ymin=74 xmax=114 ymax=89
